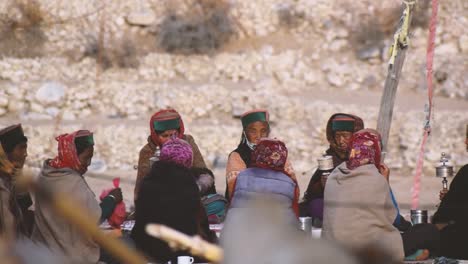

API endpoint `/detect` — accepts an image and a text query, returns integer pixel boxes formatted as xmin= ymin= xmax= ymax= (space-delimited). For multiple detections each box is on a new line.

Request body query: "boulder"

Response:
xmin=35 ymin=82 xmax=66 ymax=106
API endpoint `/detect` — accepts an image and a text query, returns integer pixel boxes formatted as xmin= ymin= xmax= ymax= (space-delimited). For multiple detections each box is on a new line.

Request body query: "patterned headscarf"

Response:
xmin=346 ymin=129 xmax=382 ymax=170
xmin=49 ymin=130 xmax=94 ymax=175
xmin=251 ymin=138 xmax=288 ymax=172
xmin=149 ymin=109 xmax=185 ymax=147
xmin=159 ymin=138 xmax=193 ymax=168
xmin=250 ymin=138 xmax=300 ymax=217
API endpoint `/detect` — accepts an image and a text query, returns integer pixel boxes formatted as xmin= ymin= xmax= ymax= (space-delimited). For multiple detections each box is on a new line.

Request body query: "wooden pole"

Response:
xmin=377 ymin=2 xmax=415 ymax=151
xmin=377 ymin=49 xmax=409 ymax=151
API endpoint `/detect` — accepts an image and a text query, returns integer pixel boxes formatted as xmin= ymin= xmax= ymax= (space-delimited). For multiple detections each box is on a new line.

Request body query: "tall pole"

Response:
xmin=377 ymin=2 xmax=415 ymax=151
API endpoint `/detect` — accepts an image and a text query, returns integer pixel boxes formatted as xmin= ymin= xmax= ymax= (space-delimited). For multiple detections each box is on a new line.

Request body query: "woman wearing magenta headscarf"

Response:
xmin=135 ymin=109 xmax=210 ymax=201
xmin=228 ymin=138 xmax=300 ymax=219
xmin=32 ymin=130 xmax=122 ymax=264
xmin=323 ymin=129 xmax=439 ymax=261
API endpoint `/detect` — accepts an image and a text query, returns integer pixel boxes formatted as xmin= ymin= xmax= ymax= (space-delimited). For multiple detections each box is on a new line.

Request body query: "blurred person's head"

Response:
xmin=0 ymin=124 xmax=28 ymax=169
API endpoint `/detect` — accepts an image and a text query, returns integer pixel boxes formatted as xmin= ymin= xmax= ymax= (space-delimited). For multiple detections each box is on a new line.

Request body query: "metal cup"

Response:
xmin=318 ymin=156 xmax=334 ymax=171
xmin=299 ymin=217 xmax=312 ymax=234
xmin=410 ymin=209 xmax=428 ymax=225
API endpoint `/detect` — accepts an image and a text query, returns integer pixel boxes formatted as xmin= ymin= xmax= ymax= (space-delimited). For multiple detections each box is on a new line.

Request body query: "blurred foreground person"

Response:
xmin=132 ymin=138 xmax=214 ymax=263
xmin=228 ymin=138 xmax=300 ymax=219
xmin=222 ymin=196 xmax=358 ymax=264
xmin=32 ymin=130 xmax=123 ymax=264
xmin=323 ymin=129 xmax=439 ymax=261
xmin=432 ymin=124 xmax=468 ymax=259
xmin=0 ymin=124 xmax=33 ymax=239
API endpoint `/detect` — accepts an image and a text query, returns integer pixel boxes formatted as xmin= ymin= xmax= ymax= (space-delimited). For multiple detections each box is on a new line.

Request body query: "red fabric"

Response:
xmin=100 ymin=178 xmax=126 ymax=229
xmin=346 ymin=129 xmax=382 ymax=171
xmin=251 ymin=138 xmax=288 ymax=172
xmin=149 ymin=109 xmax=185 ymax=147
xmin=49 ymin=130 xmax=92 ymax=175
xmin=250 ymin=138 xmax=300 ymax=217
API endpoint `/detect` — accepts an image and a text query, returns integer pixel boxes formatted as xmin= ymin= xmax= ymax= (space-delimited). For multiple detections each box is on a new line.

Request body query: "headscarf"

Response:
xmin=251 ymin=138 xmax=288 ymax=172
xmin=49 ymin=130 xmax=94 ymax=175
xmin=233 ymin=110 xmax=270 ymax=167
xmin=251 ymin=138 xmax=300 ymax=216
xmin=159 ymin=138 xmax=193 ymax=168
xmin=346 ymin=129 xmax=382 ymax=170
xmin=0 ymin=124 xmax=28 ymax=154
xmin=326 ymin=113 xmax=364 ymax=164
xmin=149 ymin=109 xmax=185 ymax=147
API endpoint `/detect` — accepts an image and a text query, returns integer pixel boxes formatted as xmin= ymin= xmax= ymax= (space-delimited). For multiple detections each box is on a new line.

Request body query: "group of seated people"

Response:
xmin=0 ymin=108 xmax=467 ymax=263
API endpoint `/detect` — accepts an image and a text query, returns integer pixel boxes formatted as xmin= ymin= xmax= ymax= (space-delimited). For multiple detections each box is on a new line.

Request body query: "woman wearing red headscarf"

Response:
xmin=323 ymin=129 xmax=439 ymax=261
xmin=134 ymin=109 xmax=210 ymax=201
xmin=32 ymin=130 xmax=122 ymax=264
xmin=228 ymin=138 xmax=300 ymax=220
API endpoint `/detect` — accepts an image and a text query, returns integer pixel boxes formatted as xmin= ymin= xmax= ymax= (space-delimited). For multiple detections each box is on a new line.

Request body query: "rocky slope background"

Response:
xmin=0 ymin=0 xmax=467 ymax=197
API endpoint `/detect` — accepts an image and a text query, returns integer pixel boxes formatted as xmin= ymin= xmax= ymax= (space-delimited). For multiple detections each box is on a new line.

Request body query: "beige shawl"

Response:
xmin=322 ymin=162 xmax=404 ymax=260
xmin=32 ymin=161 xmax=101 ymax=264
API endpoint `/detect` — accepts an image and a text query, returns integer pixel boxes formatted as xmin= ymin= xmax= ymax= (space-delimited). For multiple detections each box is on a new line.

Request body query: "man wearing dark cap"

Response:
xmin=0 ymin=124 xmax=28 ymax=170
xmin=0 ymin=124 xmax=33 ymax=238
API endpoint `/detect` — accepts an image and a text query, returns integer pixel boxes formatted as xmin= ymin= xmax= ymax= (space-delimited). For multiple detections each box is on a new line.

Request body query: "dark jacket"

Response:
xmin=131 ymin=161 xmax=212 ymax=263
xmin=432 ymin=164 xmax=468 ymax=259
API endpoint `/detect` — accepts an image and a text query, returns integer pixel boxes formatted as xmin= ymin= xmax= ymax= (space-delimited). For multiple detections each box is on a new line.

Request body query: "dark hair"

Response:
xmin=0 ymin=124 xmax=28 ymax=153
xmin=2 ymin=138 xmax=27 ymax=154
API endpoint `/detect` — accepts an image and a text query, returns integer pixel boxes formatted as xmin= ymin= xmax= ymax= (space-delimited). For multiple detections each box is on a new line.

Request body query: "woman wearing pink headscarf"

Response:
xmin=323 ymin=129 xmax=439 ymax=261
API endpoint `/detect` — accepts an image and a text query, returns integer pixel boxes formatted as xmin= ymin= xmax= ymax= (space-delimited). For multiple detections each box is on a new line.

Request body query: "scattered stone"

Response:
xmin=0 ymin=97 xmax=8 ymax=108
xmin=357 ymin=46 xmax=380 ymax=60
xmin=125 ymin=11 xmax=156 ymax=26
xmin=326 ymin=72 xmax=344 ymax=87
xmin=35 ymin=82 xmax=66 ymax=106
xmin=435 ymin=43 xmax=459 ymax=56
xmin=88 ymin=158 xmax=107 ymax=173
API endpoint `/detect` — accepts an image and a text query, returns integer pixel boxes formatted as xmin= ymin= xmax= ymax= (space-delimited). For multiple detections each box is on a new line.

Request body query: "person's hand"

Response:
xmin=108 ymin=188 xmax=123 ymax=203
xmin=378 ymin=163 xmax=390 ymax=182
xmin=439 ymin=189 xmax=448 ymax=201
